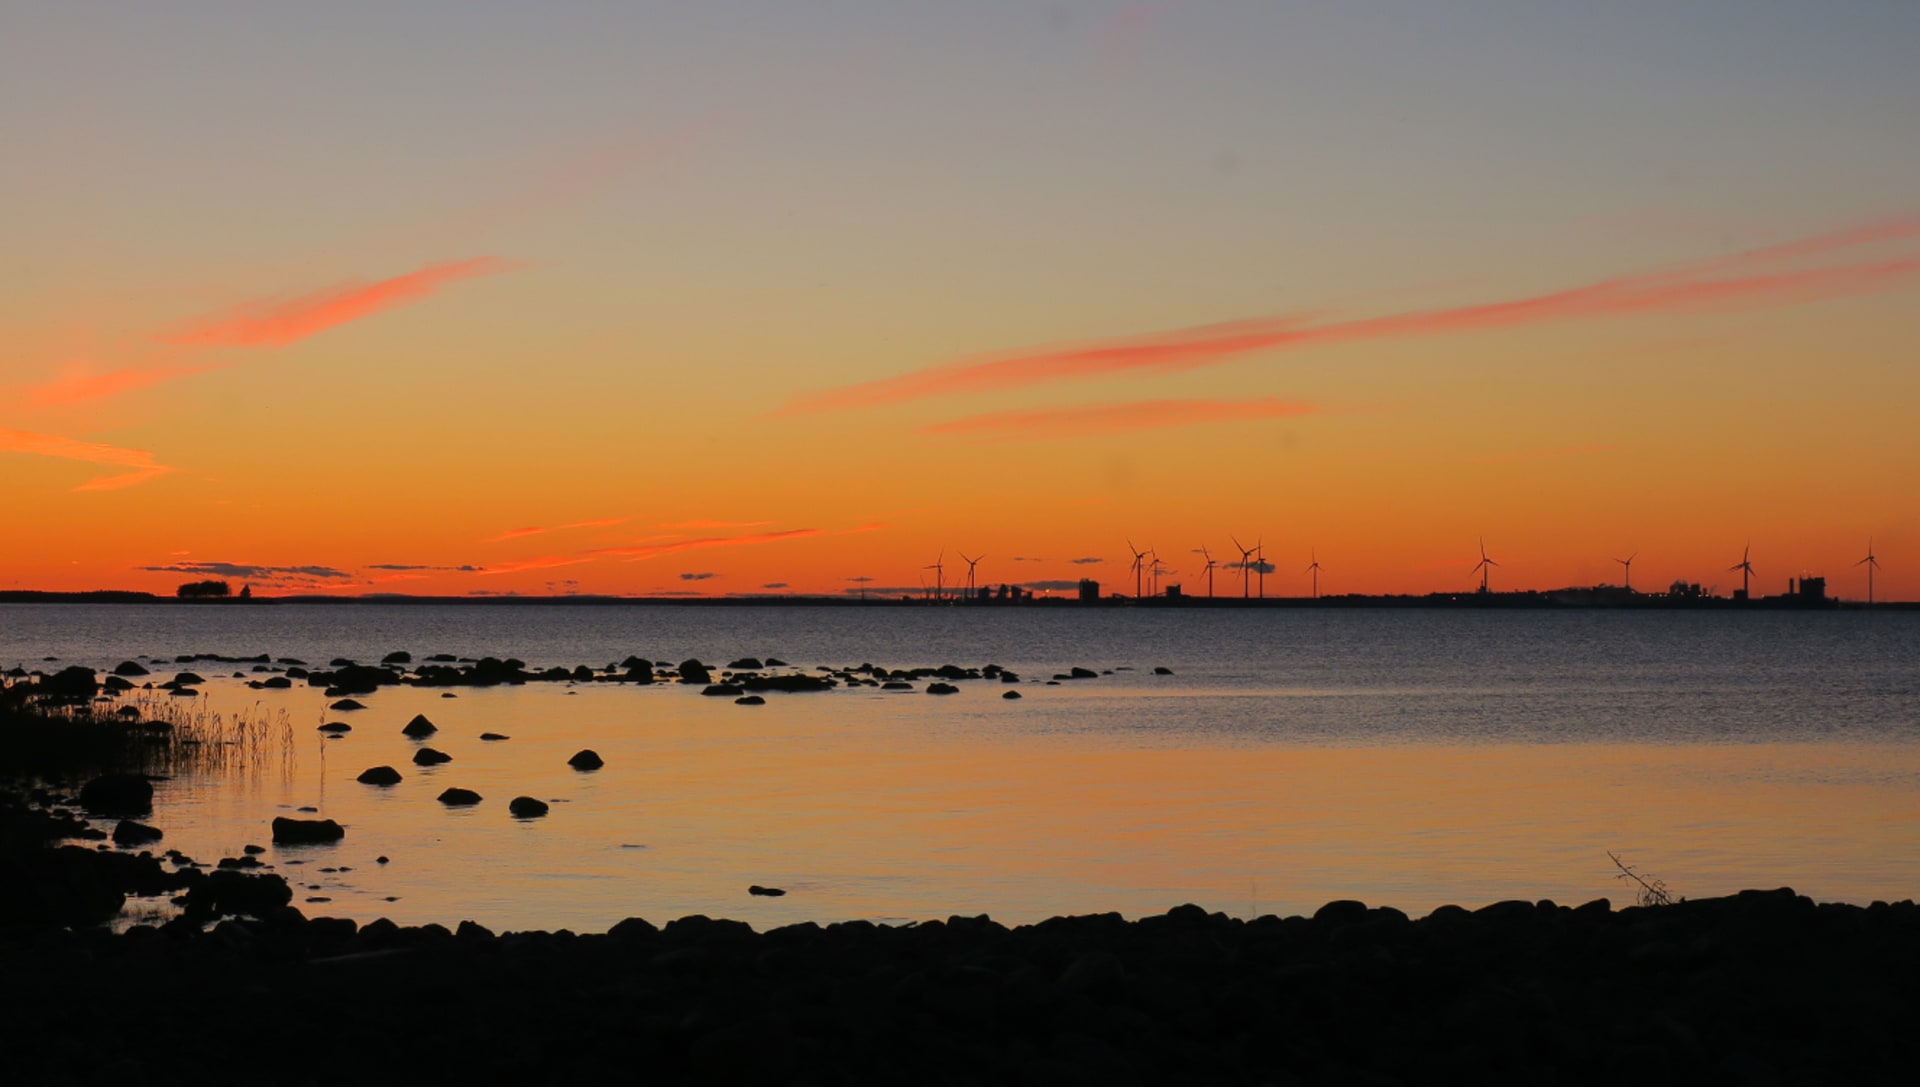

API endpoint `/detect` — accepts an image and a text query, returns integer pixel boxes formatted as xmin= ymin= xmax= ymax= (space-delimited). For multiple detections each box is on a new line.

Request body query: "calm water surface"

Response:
xmin=5 ymin=604 xmax=1917 ymax=930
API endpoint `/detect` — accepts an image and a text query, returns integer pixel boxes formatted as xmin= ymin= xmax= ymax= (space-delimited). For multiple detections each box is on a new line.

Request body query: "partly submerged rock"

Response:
xmin=412 ymin=747 xmax=452 ymax=766
xmin=568 ymin=749 xmax=604 ymax=771
xmin=271 ymin=817 xmax=344 ymax=844
xmin=401 ymin=714 xmax=437 ymax=738
xmin=329 ymin=699 xmax=366 ymax=711
xmin=1002 ymin=690 xmax=1023 ymax=700
xmin=437 ymin=787 xmax=482 ymax=806
xmin=478 ymin=732 xmax=510 ymax=741
xmin=735 ymin=695 xmax=766 ymax=706
xmin=112 ymin=819 xmax=164 ymax=847
xmin=509 ymin=796 xmax=550 ymax=819
xmin=926 ymin=682 xmax=959 ymax=695
xmin=748 ymin=885 xmax=787 ymax=897
xmin=316 ymin=721 xmax=352 ymax=734
xmin=356 ymin=766 xmax=402 ymax=786
xmin=79 ymin=773 xmax=152 ymax=816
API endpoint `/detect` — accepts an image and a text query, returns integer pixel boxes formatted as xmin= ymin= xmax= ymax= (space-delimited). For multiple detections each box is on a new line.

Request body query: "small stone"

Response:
xmin=1002 ymin=690 xmax=1022 ymax=700
xmin=748 ymin=885 xmax=787 ymax=897
xmin=509 ymin=796 xmax=550 ymax=819
xmin=735 ymin=695 xmax=766 ymax=706
xmin=112 ymin=819 xmax=164 ymax=847
xmin=357 ymin=765 xmax=402 ymax=786
xmin=243 ymin=844 xmax=265 ymax=854
xmin=330 ymin=699 xmax=366 ymax=711
xmin=478 ymin=732 xmax=510 ymax=741
xmin=412 ymin=747 xmax=452 ymax=766
xmin=437 ymin=787 xmax=482 ymax=806
xmin=568 ymin=749 xmax=604 ymax=771
xmin=317 ymin=721 xmax=352 ymax=733
xmin=272 ymin=817 xmax=345 ymax=844
xmin=376 ymin=856 xmax=390 ymax=864
xmin=401 ymin=714 xmax=437 ymax=738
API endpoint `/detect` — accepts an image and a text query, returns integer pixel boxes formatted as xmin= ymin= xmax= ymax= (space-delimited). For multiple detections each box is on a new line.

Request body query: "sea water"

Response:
xmin=4 ymin=603 xmax=1917 ymax=931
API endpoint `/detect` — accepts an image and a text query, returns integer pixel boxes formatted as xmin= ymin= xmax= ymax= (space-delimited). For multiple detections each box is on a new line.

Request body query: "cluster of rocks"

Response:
xmin=1 ymin=882 xmax=1914 ymax=1083
xmin=339 ymin=714 xmax=577 ymax=822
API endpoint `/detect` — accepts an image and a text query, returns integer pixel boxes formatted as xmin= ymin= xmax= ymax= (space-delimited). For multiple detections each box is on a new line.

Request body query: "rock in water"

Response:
xmin=79 ymin=773 xmax=153 ymax=816
xmin=568 ymin=749 xmax=604 ymax=771
xmin=356 ymin=766 xmax=402 ymax=786
xmin=401 ymin=714 xmax=437 ymax=738
xmin=316 ymin=721 xmax=352 ymax=734
xmin=437 ymin=787 xmax=482 ymax=806
xmin=509 ymin=796 xmax=550 ymax=818
xmin=112 ymin=819 xmax=164 ymax=847
xmin=329 ymin=699 xmax=366 ymax=711
xmin=412 ymin=747 xmax=452 ymax=766
xmin=478 ymin=732 xmax=510 ymax=741
xmin=735 ymin=695 xmax=766 ymax=706
xmin=1153 ymin=666 xmax=1174 ymax=675
xmin=748 ymin=885 xmax=787 ymax=897
xmin=926 ymin=682 xmax=959 ymax=695
xmin=271 ymin=817 xmax=344 ymax=844
xmin=1002 ymin=690 xmax=1022 ymax=700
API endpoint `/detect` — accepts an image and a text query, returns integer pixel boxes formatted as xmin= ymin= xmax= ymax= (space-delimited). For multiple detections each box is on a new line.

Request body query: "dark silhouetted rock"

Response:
xmin=509 ymin=796 xmax=550 ymax=818
xmin=261 ymin=676 xmax=292 ymax=689
xmin=37 ymin=666 xmax=99 ymax=702
xmin=1002 ymin=690 xmax=1022 ymax=699
xmin=735 ymin=695 xmax=766 ymax=706
xmin=103 ymin=675 xmax=134 ymax=692
xmin=381 ymin=651 xmax=412 ymax=665
xmin=182 ymin=870 xmax=292 ymax=920
xmin=112 ymin=660 xmax=150 ymax=677
xmin=1070 ymin=667 xmax=1098 ymax=679
xmin=748 ymin=885 xmax=787 ymax=897
xmin=272 ymin=817 xmax=344 ymax=844
xmin=926 ymin=682 xmax=959 ymax=695
xmin=479 ymin=732 xmax=509 ymax=741
xmin=702 ymin=683 xmax=744 ymax=697
xmin=401 ymin=714 xmax=437 ymax=738
xmin=728 ymin=657 xmax=764 ymax=670
xmin=79 ymin=773 xmax=152 ymax=816
xmin=357 ymin=766 xmax=402 ymax=786
xmin=113 ymin=820 xmax=164 ymax=847
xmin=317 ymin=721 xmax=351 ymax=734
xmin=740 ymin=673 xmax=835 ymax=692
xmin=568 ymin=749 xmax=604 ymax=771
xmin=437 ymin=788 xmax=482 ymax=806
xmin=1153 ymin=666 xmax=1174 ymax=675
xmin=329 ymin=699 xmax=366 ymax=711
xmin=412 ymin=747 xmax=452 ymax=766
xmin=678 ymin=659 xmax=712 ymax=684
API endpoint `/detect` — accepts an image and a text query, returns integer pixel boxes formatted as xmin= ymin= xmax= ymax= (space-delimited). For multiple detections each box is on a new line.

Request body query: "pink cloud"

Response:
xmin=782 ymin=215 xmax=1920 ymax=414
xmin=159 ymin=257 xmax=516 ymax=349
xmin=923 ymin=397 xmax=1316 ymax=440
xmin=0 ymin=426 xmax=173 ymax=491
xmin=19 ymin=358 xmax=224 ymax=411
xmin=482 ymin=517 xmax=628 ymax=544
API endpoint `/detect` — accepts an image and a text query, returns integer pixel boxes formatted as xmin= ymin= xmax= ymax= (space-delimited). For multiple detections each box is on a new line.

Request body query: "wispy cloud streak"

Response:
xmin=0 ymin=427 xmax=174 ymax=491
xmin=160 ymin=257 xmax=514 ymax=349
xmin=483 ymin=517 xmax=628 ymax=544
xmin=784 ymin=215 xmax=1920 ymax=413
xmin=924 ymin=397 xmax=1315 ymax=439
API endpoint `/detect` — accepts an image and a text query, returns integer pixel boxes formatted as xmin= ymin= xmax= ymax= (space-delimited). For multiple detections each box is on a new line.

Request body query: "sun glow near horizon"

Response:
xmin=2 ymin=3 xmax=1916 ymax=600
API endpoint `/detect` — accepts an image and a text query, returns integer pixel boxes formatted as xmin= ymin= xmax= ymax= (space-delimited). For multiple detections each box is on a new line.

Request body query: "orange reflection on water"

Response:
xmin=140 ymin=682 xmax=1920 ymax=932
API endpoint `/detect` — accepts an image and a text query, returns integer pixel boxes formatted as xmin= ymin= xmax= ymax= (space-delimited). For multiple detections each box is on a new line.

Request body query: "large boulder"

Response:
xmin=401 ymin=714 xmax=437 ymax=738
xmin=79 ymin=773 xmax=152 ymax=816
xmin=509 ymin=796 xmax=550 ymax=819
xmin=568 ymin=749 xmax=604 ymax=771
xmin=271 ymin=817 xmax=344 ymax=844
xmin=37 ymin=666 xmax=99 ymax=702
xmin=112 ymin=660 xmax=150 ymax=677
xmin=677 ymin=659 xmax=712 ymax=684
xmin=356 ymin=766 xmax=402 ymax=786
xmin=412 ymin=747 xmax=452 ymax=766
xmin=437 ymin=788 xmax=482 ymax=806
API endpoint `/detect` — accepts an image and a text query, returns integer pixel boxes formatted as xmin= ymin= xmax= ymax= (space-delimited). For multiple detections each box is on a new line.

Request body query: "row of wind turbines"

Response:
xmin=913 ymin=537 xmax=1885 ymax=603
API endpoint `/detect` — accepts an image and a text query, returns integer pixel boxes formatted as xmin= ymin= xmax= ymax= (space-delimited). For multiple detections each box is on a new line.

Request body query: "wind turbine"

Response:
xmin=924 ymin=550 xmax=946 ymax=602
xmin=1729 ymin=545 xmax=1755 ymax=598
xmin=1305 ymin=549 xmax=1322 ymax=599
xmin=959 ymin=552 xmax=984 ymax=601
xmin=1196 ymin=546 xmax=1217 ymax=598
xmin=1255 ymin=539 xmax=1267 ymax=600
xmin=1472 ymin=538 xmax=1498 ymax=594
xmin=1614 ymin=552 xmax=1636 ymax=592
xmin=1127 ymin=540 xmax=1147 ymax=600
xmin=1232 ymin=535 xmax=1255 ymax=599
xmin=1856 ymin=539 xmax=1880 ymax=606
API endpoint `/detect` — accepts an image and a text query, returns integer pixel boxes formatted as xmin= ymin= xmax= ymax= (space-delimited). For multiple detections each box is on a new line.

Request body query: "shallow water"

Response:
xmin=7 ymin=604 xmax=1918 ymax=929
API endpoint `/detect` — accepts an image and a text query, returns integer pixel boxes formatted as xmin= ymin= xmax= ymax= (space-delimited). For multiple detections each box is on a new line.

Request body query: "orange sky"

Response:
xmin=3 ymin=4 xmax=1916 ymax=600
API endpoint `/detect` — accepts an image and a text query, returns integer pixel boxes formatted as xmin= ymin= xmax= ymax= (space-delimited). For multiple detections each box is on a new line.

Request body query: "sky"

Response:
xmin=4 ymin=1 xmax=1917 ymax=600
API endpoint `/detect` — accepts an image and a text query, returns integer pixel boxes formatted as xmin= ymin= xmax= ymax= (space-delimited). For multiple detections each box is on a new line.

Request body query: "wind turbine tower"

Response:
xmin=1197 ymin=546 xmax=1217 ymax=598
xmin=925 ymin=551 xmax=946 ymax=603
xmin=1127 ymin=540 xmax=1147 ymax=600
xmin=1856 ymin=539 xmax=1880 ymax=606
xmin=1232 ymin=536 xmax=1255 ymax=599
xmin=1614 ymin=552 xmax=1636 ymax=593
xmin=1256 ymin=539 xmax=1267 ymax=600
xmin=1729 ymin=545 xmax=1756 ymax=599
xmin=1472 ymin=538 xmax=1498 ymax=594
xmin=959 ymin=552 xmax=984 ymax=601
xmin=1305 ymin=550 xmax=1322 ymax=599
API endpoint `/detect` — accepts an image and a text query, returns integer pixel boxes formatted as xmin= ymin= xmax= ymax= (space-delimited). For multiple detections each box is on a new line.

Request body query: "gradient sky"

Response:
xmin=5 ymin=1 xmax=1917 ymax=599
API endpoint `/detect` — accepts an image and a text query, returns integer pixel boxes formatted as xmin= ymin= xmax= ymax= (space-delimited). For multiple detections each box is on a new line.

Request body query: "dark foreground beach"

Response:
xmin=6 ymin=803 xmax=1917 ymax=1086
